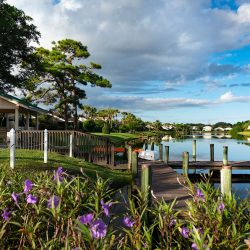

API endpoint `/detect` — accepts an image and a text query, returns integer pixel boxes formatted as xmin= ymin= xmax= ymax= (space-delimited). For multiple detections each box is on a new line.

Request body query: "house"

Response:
xmin=162 ymin=125 xmax=174 ymax=130
xmin=202 ymin=125 xmax=212 ymax=132
xmin=224 ymin=127 xmax=232 ymax=131
xmin=0 ymin=92 xmax=47 ymax=131
xmin=214 ymin=127 xmax=225 ymax=132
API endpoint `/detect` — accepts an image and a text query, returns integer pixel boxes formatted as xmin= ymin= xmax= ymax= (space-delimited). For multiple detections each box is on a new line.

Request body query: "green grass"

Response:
xmin=238 ymin=131 xmax=250 ymax=136
xmin=92 ymin=132 xmax=140 ymax=145
xmin=0 ymin=149 xmax=132 ymax=187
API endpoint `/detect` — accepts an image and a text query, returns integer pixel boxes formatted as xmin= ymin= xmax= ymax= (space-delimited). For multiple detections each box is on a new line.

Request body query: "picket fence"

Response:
xmin=9 ymin=129 xmax=115 ymax=168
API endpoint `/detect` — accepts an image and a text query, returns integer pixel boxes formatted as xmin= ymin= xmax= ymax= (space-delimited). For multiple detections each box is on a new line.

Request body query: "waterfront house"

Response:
xmin=202 ymin=125 xmax=212 ymax=132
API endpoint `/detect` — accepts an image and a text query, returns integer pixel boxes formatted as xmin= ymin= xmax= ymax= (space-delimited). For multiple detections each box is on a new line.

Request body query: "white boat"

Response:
xmin=138 ymin=149 xmax=159 ymax=161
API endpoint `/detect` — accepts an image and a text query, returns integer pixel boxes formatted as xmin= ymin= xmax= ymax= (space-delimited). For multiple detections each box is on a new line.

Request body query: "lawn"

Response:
xmin=239 ymin=131 xmax=250 ymax=136
xmin=0 ymin=149 xmax=132 ymax=187
xmin=92 ymin=132 xmax=140 ymax=145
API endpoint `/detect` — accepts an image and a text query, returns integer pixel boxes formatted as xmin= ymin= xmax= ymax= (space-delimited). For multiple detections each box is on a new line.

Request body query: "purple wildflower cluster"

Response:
xmin=78 ymin=199 xmax=113 ymax=239
xmin=1 ymin=167 xmax=63 ymax=221
xmin=78 ymin=213 xmax=107 ymax=239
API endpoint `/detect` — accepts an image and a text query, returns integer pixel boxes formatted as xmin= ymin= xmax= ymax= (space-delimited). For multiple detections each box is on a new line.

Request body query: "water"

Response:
xmin=145 ymin=134 xmax=250 ymax=199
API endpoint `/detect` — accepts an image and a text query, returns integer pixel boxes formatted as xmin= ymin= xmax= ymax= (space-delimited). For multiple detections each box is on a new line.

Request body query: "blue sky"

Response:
xmin=7 ymin=0 xmax=250 ymax=124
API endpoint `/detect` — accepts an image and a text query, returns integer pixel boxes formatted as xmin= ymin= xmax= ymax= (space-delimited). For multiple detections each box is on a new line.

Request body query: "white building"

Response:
xmin=203 ymin=125 xmax=212 ymax=132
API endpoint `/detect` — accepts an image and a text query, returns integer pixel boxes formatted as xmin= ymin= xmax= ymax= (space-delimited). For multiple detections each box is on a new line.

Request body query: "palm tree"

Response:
xmin=81 ymin=105 xmax=97 ymax=120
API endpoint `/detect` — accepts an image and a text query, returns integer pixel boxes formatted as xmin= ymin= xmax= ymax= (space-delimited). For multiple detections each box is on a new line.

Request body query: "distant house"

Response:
xmin=214 ymin=127 xmax=225 ymax=132
xmin=162 ymin=125 xmax=174 ymax=130
xmin=203 ymin=125 xmax=212 ymax=132
xmin=247 ymin=125 xmax=250 ymax=130
xmin=192 ymin=126 xmax=199 ymax=130
xmin=224 ymin=127 xmax=232 ymax=131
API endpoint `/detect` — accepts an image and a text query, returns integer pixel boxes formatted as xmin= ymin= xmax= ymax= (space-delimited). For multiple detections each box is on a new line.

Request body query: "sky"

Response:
xmin=7 ymin=0 xmax=250 ymax=124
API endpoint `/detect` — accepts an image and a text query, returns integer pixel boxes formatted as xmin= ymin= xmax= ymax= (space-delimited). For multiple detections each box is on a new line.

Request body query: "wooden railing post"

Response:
xmin=210 ymin=144 xmax=214 ymax=162
xmin=223 ymin=146 xmax=228 ymax=166
xmin=9 ymin=128 xmax=15 ymax=169
xmin=69 ymin=133 xmax=73 ymax=157
xmin=132 ymin=151 xmax=138 ymax=177
xmin=44 ymin=129 xmax=48 ymax=163
xmin=127 ymin=145 xmax=132 ymax=170
xmin=220 ymin=166 xmax=232 ymax=196
xmin=159 ymin=143 xmax=163 ymax=161
xmin=164 ymin=145 xmax=169 ymax=164
xmin=182 ymin=151 xmax=189 ymax=177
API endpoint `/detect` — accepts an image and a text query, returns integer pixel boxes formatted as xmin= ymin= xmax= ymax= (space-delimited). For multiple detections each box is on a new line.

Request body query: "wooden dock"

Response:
xmin=167 ymin=160 xmax=250 ymax=170
xmin=137 ymin=161 xmax=191 ymax=209
xmin=135 ymin=159 xmax=250 ymax=209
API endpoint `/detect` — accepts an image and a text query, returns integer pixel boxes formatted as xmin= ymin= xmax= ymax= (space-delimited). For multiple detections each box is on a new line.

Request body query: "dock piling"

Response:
xmin=141 ymin=164 xmax=152 ymax=206
xmin=220 ymin=165 xmax=232 ymax=196
xmin=192 ymin=140 xmax=196 ymax=160
xmin=210 ymin=144 xmax=214 ymax=162
xmin=223 ymin=146 xmax=228 ymax=166
xmin=132 ymin=151 xmax=138 ymax=177
xmin=164 ymin=146 xmax=169 ymax=164
xmin=182 ymin=152 xmax=189 ymax=177
xmin=159 ymin=143 xmax=163 ymax=161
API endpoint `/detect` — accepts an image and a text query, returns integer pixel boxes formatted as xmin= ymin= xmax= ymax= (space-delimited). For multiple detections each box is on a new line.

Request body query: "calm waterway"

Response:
xmin=145 ymin=134 xmax=250 ymax=199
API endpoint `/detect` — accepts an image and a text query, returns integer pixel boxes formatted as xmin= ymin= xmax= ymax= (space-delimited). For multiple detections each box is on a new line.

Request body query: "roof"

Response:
xmin=0 ymin=92 xmax=48 ymax=114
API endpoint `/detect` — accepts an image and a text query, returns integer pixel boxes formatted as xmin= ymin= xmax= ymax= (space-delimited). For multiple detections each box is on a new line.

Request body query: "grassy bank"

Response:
xmin=239 ymin=131 xmax=250 ymax=136
xmin=0 ymin=149 xmax=132 ymax=187
xmin=92 ymin=132 xmax=140 ymax=145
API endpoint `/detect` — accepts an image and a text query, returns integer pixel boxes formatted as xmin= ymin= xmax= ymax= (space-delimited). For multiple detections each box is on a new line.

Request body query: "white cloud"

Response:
xmin=219 ymin=91 xmax=250 ymax=102
xmin=6 ymin=0 xmax=250 ymax=88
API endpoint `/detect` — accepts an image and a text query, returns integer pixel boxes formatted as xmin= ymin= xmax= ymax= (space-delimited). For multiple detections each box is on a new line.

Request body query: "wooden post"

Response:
xmin=210 ymin=144 xmax=214 ymax=162
xmin=14 ymin=108 xmax=19 ymax=130
xmin=220 ymin=166 xmax=232 ymax=196
xmin=9 ymin=128 xmax=15 ymax=169
xmin=127 ymin=145 xmax=132 ymax=170
xmin=150 ymin=142 xmax=154 ymax=151
xmin=192 ymin=140 xmax=196 ymax=160
xmin=182 ymin=151 xmax=189 ymax=177
xmin=145 ymin=141 xmax=148 ymax=150
xmin=69 ymin=134 xmax=73 ymax=157
xmin=141 ymin=164 xmax=152 ymax=206
xmin=159 ymin=143 xmax=163 ymax=161
xmin=44 ymin=129 xmax=48 ymax=163
xmin=223 ymin=146 xmax=228 ymax=166
xmin=131 ymin=151 xmax=138 ymax=177
xmin=164 ymin=145 xmax=169 ymax=164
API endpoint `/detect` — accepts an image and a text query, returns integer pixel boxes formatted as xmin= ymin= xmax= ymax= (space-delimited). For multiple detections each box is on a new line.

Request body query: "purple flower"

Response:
xmin=196 ymin=189 xmax=205 ymax=200
xmin=123 ymin=217 xmax=135 ymax=228
xmin=191 ymin=243 xmax=198 ymax=250
xmin=26 ymin=194 xmax=37 ymax=204
xmin=47 ymin=195 xmax=60 ymax=209
xmin=181 ymin=227 xmax=189 ymax=238
xmin=100 ymin=199 xmax=112 ymax=216
xmin=11 ymin=192 xmax=20 ymax=204
xmin=24 ymin=179 xmax=33 ymax=194
xmin=169 ymin=218 xmax=176 ymax=227
xmin=53 ymin=167 xmax=64 ymax=182
xmin=90 ymin=219 xmax=107 ymax=239
xmin=1 ymin=208 xmax=11 ymax=221
xmin=79 ymin=213 xmax=94 ymax=225
xmin=218 ymin=203 xmax=225 ymax=212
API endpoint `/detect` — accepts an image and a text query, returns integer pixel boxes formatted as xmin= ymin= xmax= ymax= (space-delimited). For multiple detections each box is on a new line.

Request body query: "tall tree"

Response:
xmin=97 ymin=108 xmax=119 ymax=128
xmin=25 ymin=39 xmax=111 ymax=129
xmin=81 ymin=105 xmax=97 ymax=120
xmin=0 ymin=0 xmax=40 ymax=91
